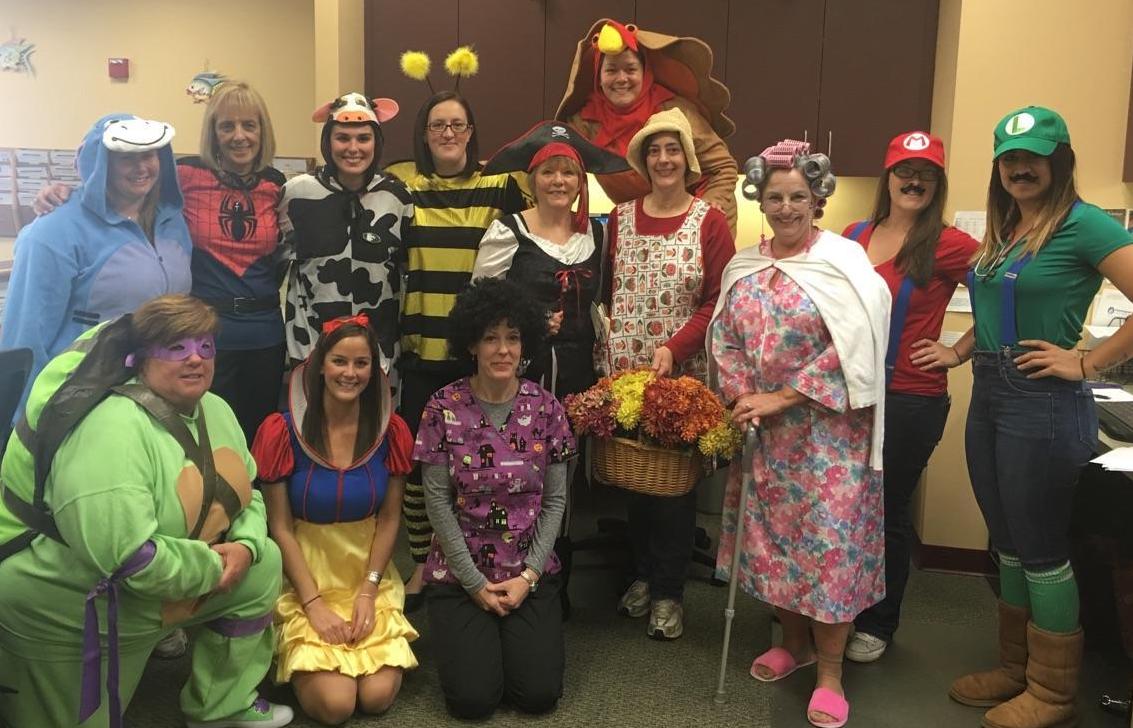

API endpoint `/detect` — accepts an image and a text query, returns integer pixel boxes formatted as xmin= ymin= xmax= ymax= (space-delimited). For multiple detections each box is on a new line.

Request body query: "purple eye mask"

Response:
xmin=125 ymin=335 xmax=216 ymax=366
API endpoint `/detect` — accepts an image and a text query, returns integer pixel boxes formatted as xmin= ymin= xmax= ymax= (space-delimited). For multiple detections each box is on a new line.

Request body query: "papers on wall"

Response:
xmin=1091 ymin=447 xmax=1133 ymax=472
xmin=1090 ymin=286 xmax=1133 ymax=328
xmin=1091 ymin=387 xmax=1133 ymax=403
xmin=938 ymin=330 xmax=965 ymax=347
xmin=953 ymin=210 xmax=986 ymax=241
xmin=272 ymin=157 xmax=313 ymax=179
xmin=946 ymin=286 xmax=972 ymax=313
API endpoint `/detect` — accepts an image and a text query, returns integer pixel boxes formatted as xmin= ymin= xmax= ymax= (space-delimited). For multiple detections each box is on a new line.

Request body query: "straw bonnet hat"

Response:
xmin=625 ymin=108 xmax=700 ymax=186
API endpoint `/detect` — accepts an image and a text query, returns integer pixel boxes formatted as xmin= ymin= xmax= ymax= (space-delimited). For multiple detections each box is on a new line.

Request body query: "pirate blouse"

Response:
xmin=412 ymin=378 xmax=576 ymax=589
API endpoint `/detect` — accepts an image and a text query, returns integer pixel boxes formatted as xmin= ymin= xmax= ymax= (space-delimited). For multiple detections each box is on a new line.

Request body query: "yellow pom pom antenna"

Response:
xmin=444 ymin=46 xmax=479 ymax=82
xmin=400 ymin=51 xmax=431 ymax=81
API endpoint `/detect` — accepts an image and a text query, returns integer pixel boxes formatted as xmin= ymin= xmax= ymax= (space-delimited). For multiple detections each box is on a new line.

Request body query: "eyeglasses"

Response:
xmin=891 ymin=163 xmax=942 ymax=182
xmin=762 ymin=196 xmax=812 ymax=212
xmin=426 ymin=120 xmax=471 ymax=135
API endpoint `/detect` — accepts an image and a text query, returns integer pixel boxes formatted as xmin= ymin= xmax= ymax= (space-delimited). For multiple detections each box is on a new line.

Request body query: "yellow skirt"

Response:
xmin=274 ymin=518 xmax=419 ymax=682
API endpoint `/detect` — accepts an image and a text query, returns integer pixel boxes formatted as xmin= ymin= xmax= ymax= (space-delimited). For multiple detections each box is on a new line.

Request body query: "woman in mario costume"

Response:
xmin=840 ymin=131 xmax=978 ymax=664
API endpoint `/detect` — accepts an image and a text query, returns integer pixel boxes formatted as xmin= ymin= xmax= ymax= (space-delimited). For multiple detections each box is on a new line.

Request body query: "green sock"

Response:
xmin=1025 ymin=562 xmax=1080 ymax=633
xmin=997 ymin=552 xmax=1029 ymax=608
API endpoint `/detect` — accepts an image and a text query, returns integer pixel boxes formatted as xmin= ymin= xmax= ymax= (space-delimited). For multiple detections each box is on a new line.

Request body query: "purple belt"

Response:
xmin=79 ymin=540 xmax=156 ymax=727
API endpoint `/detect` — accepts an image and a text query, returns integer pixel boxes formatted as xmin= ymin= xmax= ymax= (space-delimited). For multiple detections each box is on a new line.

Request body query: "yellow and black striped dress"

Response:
xmin=384 ymin=160 xmax=528 ymax=560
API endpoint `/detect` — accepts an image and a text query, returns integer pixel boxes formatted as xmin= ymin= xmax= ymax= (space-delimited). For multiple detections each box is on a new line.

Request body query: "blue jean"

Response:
xmin=965 ymin=349 xmax=1096 ymax=571
xmin=855 ymin=392 xmax=950 ymax=641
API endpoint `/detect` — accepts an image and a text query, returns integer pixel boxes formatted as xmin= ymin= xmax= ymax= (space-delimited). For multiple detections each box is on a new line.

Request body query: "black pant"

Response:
xmin=626 ymin=489 xmax=696 ymax=601
xmin=400 ymin=364 xmax=466 ymax=562
xmin=426 ymin=577 xmax=564 ymax=719
xmin=854 ymin=392 xmax=950 ymax=641
xmin=211 ymin=343 xmax=286 ymax=446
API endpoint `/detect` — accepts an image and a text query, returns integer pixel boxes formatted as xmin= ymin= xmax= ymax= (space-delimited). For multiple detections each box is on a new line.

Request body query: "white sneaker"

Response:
xmin=186 ymin=697 xmax=294 ymax=728
xmin=617 ymin=580 xmax=650 ymax=618
xmin=152 ymin=628 xmax=188 ymax=659
xmin=845 ymin=631 xmax=887 ymax=663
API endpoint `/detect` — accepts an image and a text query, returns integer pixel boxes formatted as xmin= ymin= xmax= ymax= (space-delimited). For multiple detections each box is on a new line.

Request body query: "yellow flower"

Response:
xmin=610 ymin=370 xmax=652 ymax=430
xmin=698 ymin=421 xmax=742 ymax=457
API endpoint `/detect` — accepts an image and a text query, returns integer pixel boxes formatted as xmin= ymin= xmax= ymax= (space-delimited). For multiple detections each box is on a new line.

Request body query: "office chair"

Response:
xmin=0 ymin=347 xmax=33 ymax=460
xmin=0 ymin=346 xmax=33 ymax=701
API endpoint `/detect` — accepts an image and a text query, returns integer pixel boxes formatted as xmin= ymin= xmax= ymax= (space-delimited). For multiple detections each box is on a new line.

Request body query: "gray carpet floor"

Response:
xmin=125 ymin=489 xmax=1133 ymax=728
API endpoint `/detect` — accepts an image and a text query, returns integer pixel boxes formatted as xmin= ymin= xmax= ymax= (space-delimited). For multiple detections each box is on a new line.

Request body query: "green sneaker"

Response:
xmin=186 ymin=697 xmax=294 ymax=728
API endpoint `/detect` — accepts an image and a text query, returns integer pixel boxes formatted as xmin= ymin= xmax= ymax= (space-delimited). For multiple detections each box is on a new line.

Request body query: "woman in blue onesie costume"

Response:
xmin=252 ymin=314 xmax=418 ymax=725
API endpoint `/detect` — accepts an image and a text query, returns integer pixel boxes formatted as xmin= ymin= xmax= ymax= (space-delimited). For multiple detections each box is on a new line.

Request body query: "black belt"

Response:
xmin=202 ymin=296 xmax=280 ymax=315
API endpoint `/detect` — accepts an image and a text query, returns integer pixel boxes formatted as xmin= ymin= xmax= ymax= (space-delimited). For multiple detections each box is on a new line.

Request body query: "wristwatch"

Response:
xmin=519 ymin=567 xmax=539 ymax=592
xmin=365 ymin=570 xmax=382 ymax=587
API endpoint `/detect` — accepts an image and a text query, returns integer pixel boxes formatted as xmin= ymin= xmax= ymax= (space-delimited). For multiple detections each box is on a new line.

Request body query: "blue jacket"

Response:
xmin=0 ymin=114 xmax=192 ymax=406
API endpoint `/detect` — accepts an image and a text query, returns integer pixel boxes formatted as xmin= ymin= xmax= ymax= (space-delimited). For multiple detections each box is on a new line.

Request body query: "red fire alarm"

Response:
xmin=108 ymin=58 xmax=129 ymax=80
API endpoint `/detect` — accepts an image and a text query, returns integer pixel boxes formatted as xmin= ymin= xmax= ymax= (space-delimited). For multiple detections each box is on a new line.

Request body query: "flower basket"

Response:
xmin=592 ymin=435 xmax=703 ymax=496
xmin=564 ymin=368 xmax=740 ymax=497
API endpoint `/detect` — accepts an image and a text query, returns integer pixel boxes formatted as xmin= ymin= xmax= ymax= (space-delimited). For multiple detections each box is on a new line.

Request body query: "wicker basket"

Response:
xmin=592 ymin=435 xmax=703 ymax=496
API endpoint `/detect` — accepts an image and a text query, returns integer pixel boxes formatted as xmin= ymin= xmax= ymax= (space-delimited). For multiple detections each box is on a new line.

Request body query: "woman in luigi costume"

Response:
xmin=948 ymin=106 xmax=1133 ymax=728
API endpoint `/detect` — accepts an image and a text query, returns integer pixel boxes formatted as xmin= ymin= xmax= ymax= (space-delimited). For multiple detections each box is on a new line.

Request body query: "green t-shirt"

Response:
xmin=972 ymin=202 xmax=1133 ymax=350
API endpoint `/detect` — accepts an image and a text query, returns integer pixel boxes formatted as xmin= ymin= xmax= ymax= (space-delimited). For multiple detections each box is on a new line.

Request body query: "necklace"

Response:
xmin=767 ymin=227 xmax=819 ymax=259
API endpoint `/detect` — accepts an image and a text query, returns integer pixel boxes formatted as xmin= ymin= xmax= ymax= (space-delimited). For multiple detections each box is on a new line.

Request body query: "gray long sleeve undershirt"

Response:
xmin=422 ymin=396 xmax=568 ymax=595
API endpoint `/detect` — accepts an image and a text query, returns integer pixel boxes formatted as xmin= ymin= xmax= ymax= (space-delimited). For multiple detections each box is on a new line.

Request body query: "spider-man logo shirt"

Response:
xmin=178 ymin=156 xmax=285 ymax=350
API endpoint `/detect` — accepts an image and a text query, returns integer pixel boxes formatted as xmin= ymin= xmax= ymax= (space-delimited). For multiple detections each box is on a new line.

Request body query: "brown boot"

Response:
xmin=950 ymin=601 xmax=1029 ymax=707
xmin=980 ymin=622 xmax=1083 ymax=728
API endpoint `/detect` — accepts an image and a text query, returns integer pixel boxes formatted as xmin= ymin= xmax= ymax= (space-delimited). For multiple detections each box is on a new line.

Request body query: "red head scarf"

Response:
xmin=528 ymin=142 xmax=590 ymax=233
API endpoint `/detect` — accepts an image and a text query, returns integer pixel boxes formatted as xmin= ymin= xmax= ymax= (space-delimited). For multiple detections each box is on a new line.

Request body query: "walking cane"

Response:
xmin=714 ymin=424 xmax=757 ymax=703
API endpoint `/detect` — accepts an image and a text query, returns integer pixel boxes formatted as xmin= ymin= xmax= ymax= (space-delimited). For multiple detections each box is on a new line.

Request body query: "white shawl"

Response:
xmin=706 ymin=230 xmax=891 ymax=469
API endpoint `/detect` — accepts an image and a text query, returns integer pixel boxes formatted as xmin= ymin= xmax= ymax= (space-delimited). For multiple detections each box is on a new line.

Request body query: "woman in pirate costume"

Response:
xmin=252 ymin=314 xmax=417 ymax=725
xmin=0 ymin=294 xmax=291 ymax=728
xmin=556 ymin=19 xmax=739 ymax=235
xmin=278 ymin=92 xmax=413 ymax=375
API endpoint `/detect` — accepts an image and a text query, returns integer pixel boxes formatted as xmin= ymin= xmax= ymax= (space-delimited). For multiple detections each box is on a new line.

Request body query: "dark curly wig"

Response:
xmin=447 ymin=278 xmax=546 ymax=373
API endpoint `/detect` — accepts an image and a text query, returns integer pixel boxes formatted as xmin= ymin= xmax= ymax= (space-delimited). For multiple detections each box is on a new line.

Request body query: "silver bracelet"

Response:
xmin=365 ymin=570 xmax=382 ymax=587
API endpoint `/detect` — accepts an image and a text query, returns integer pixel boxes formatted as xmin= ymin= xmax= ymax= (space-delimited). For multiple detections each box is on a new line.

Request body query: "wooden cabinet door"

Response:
xmin=816 ymin=0 xmax=939 ymax=177
xmin=457 ymin=0 xmax=547 ymax=159
xmin=724 ymin=0 xmax=825 ymax=163
xmin=635 ymin=0 xmax=730 ymax=79
xmin=365 ymin=0 xmax=459 ymax=163
xmin=543 ymin=0 xmax=636 ymax=120
xmin=1124 ymin=57 xmax=1133 ymax=182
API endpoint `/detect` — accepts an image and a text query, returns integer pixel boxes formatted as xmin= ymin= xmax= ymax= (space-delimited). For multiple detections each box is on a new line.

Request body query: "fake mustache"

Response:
xmin=1010 ymin=172 xmax=1040 ymax=183
xmin=900 ymin=183 xmax=926 ymax=195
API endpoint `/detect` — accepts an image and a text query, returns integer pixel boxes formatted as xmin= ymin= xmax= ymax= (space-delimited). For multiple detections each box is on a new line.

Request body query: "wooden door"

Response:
xmin=543 ymin=0 xmax=636 ymax=120
xmin=457 ymin=0 xmax=547 ymax=159
xmin=816 ymin=0 xmax=939 ymax=177
xmin=364 ymin=0 xmax=459 ymax=163
xmin=724 ymin=0 xmax=826 ymax=163
xmin=635 ymin=0 xmax=730 ymax=79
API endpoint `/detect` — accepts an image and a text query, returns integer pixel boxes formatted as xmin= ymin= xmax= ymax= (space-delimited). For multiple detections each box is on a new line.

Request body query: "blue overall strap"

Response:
xmin=886 ymin=277 xmax=916 ymax=386
xmin=846 ymin=220 xmax=871 ymax=242
xmin=999 ymin=252 xmax=1033 ymax=347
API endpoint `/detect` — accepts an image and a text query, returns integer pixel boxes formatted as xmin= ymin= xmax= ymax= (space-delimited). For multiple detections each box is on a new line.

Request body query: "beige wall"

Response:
xmin=915 ymin=0 xmax=1133 ymax=551
xmin=0 ymin=0 xmax=317 ymax=158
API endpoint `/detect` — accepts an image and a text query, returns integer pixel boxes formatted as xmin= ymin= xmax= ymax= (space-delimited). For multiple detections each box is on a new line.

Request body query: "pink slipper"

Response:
xmin=749 ymin=646 xmax=817 ymax=682
xmin=807 ymin=687 xmax=849 ymax=728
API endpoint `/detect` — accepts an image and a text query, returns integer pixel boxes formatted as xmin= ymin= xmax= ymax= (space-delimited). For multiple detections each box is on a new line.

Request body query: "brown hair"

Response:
xmin=132 ymin=294 xmax=219 ymax=349
xmin=869 ymin=167 xmax=949 ymax=287
xmin=199 ymin=81 xmax=277 ymax=174
xmin=975 ymin=143 xmax=1077 ymax=264
xmin=412 ymin=90 xmax=480 ymax=178
xmin=301 ymin=323 xmax=382 ymax=461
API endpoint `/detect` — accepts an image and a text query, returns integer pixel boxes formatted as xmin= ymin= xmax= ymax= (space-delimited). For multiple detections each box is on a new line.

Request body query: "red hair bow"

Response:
xmin=321 ymin=313 xmax=370 ymax=335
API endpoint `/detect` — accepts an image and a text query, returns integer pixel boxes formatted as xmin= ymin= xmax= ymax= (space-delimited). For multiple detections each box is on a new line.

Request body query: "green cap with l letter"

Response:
xmin=993 ymin=105 xmax=1071 ymax=158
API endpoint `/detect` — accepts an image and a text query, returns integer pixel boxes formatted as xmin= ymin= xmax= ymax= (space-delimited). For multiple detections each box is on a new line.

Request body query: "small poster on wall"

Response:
xmin=0 ymin=34 xmax=35 ymax=76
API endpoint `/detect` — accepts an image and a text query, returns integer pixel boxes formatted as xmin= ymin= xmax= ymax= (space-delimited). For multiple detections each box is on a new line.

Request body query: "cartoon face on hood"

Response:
xmin=76 ymin=113 xmax=182 ymax=220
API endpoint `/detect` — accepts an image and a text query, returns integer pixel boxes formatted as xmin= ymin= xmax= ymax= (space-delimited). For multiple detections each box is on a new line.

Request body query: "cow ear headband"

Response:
xmin=312 ymin=92 xmax=399 ymax=124
xmin=399 ymin=46 xmax=479 ymax=93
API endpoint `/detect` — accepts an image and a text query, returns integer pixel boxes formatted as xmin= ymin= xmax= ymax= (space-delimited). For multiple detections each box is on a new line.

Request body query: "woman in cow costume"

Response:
xmin=413 ymin=278 xmax=575 ymax=720
xmin=278 ymin=92 xmax=414 ymax=378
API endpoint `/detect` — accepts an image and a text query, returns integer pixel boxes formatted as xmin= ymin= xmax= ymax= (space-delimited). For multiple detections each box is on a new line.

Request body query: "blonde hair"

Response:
xmin=975 ymin=144 xmax=1078 ymax=263
xmin=132 ymin=294 xmax=219 ymax=349
xmin=199 ymin=81 xmax=277 ymax=174
xmin=531 ymin=155 xmax=582 ymax=208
